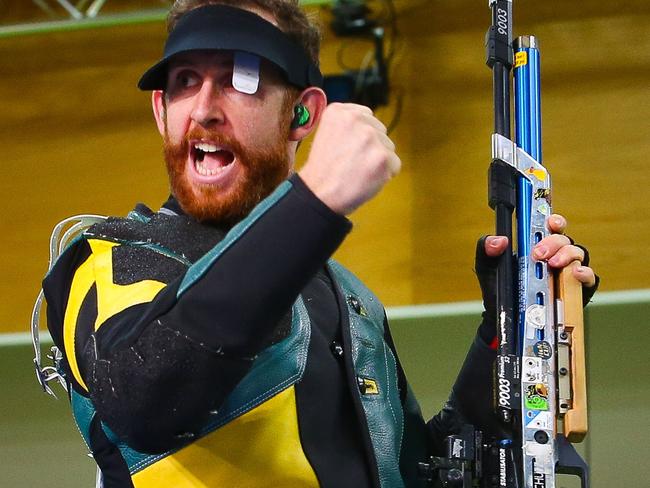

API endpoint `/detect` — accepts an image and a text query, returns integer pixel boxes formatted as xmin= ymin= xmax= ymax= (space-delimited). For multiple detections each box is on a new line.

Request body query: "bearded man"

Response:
xmin=41 ymin=1 xmax=598 ymax=487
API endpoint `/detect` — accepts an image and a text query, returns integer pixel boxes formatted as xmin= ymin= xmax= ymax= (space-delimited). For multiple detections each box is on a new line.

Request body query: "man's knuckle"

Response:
xmin=358 ymin=125 xmax=376 ymax=144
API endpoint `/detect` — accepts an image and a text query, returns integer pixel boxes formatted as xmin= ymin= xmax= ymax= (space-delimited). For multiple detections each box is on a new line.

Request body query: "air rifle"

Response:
xmin=418 ymin=2 xmax=589 ymax=487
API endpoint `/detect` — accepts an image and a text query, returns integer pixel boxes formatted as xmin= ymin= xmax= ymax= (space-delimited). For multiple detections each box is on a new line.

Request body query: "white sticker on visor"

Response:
xmin=233 ymin=52 xmax=260 ymax=94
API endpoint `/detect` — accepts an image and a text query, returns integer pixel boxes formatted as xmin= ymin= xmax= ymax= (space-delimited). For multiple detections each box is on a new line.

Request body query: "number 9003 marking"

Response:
xmin=498 ymin=378 xmax=511 ymax=406
xmin=497 ymin=8 xmax=508 ymax=35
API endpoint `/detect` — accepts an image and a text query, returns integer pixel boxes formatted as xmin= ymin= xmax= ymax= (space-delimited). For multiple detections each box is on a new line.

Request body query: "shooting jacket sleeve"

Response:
xmin=43 ymin=175 xmax=351 ymax=454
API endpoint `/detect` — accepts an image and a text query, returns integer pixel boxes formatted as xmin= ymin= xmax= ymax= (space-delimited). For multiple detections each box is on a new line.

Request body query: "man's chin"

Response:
xmin=174 ymin=185 xmax=247 ymax=226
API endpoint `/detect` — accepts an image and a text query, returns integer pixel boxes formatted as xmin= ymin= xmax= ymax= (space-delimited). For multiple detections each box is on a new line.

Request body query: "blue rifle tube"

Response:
xmin=513 ymin=35 xmax=542 ymax=346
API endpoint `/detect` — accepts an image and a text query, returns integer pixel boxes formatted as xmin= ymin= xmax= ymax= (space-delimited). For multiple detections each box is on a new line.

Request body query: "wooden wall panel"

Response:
xmin=1 ymin=1 xmax=649 ymax=332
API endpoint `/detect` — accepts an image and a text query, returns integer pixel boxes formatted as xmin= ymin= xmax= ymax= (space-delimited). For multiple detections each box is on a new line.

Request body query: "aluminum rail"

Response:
xmin=1 ymin=0 xmax=332 ymax=38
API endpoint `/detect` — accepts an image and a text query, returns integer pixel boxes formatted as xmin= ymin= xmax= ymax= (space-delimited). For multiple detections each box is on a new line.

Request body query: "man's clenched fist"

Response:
xmin=299 ymin=103 xmax=401 ymax=215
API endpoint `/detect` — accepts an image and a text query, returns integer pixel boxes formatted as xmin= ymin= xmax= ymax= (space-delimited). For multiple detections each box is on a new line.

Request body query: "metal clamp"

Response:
xmin=31 ymin=214 xmax=107 ymax=398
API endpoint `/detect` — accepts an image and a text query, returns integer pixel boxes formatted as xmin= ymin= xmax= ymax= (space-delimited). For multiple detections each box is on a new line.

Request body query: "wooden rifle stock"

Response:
xmin=557 ymin=262 xmax=588 ymax=442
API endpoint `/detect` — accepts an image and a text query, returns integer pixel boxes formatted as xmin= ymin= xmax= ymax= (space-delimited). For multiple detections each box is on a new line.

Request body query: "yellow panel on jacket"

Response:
xmin=132 ymin=385 xmax=319 ymax=487
xmin=62 ymin=239 xmax=167 ymax=391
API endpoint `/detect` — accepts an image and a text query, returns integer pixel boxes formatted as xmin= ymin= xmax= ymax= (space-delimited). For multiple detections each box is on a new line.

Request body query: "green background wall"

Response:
xmin=2 ymin=299 xmax=646 ymax=487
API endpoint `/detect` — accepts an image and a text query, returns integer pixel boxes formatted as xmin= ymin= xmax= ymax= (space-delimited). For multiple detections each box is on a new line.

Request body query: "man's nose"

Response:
xmin=190 ymin=80 xmax=225 ymax=127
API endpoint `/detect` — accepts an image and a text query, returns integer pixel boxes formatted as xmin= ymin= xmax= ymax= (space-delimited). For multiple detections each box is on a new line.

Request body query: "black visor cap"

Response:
xmin=138 ymin=4 xmax=323 ymax=90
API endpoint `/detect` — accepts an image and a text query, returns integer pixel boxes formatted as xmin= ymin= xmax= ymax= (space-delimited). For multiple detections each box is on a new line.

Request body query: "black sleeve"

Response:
xmin=120 ymin=174 xmax=351 ymax=356
xmin=46 ymin=175 xmax=352 ymax=453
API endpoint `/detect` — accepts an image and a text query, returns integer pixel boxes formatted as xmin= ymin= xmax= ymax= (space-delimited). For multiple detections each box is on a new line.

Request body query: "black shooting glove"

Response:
xmin=474 ymin=236 xmax=506 ymax=346
xmin=573 ymin=242 xmax=600 ymax=306
xmin=474 ymin=236 xmax=601 ymax=346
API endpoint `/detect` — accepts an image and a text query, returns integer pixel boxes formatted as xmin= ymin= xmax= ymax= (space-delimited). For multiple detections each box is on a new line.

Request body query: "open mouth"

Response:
xmin=191 ymin=141 xmax=235 ymax=177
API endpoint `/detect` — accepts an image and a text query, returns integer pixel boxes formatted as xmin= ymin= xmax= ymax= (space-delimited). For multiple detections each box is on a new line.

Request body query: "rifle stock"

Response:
xmin=557 ymin=262 xmax=588 ymax=442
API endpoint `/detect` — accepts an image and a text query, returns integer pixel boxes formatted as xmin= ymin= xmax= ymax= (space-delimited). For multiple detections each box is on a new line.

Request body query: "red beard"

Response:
xmin=163 ymin=125 xmax=291 ymax=227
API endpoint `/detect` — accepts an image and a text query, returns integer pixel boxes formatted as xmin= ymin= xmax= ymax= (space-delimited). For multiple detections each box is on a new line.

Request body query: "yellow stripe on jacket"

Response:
xmin=63 ymin=239 xmax=166 ymax=390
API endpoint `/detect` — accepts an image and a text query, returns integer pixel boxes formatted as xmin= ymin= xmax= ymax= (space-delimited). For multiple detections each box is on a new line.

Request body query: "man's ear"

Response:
xmin=151 ymin=90 xmax=166 ymax=137
xmin=288 ymin=86 xmax=327 ymax=142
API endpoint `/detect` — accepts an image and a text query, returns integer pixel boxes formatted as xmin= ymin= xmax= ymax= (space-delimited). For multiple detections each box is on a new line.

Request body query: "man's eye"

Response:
xmin=177 ymin=71 xmax=198 ymax=88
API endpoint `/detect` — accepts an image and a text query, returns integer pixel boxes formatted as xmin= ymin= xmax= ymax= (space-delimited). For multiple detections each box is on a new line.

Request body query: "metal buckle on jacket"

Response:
xmin=31 ymin=214 xmax=108 ymax=397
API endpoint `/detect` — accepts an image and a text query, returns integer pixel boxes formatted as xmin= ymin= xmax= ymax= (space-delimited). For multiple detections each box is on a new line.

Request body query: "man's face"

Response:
xmin=154 ymin=50 xmax=295 ymax=225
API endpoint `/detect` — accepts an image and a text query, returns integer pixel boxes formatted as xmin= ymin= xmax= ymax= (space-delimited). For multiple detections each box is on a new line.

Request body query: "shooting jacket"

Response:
xmin=43 ymin=175 xmax=496 ymax=487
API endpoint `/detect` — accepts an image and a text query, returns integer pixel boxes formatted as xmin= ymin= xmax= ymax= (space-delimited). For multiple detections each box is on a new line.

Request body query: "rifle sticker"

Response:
xmin=526 ymin=304 xmax=546 ymax=329
xmin=499 ymin=447 xmax=507 ymax=487
xmin=515 ymin=50 xmax=528 ymax=68
xmin=523 ymin=356 xmax=545 ymax=382
xmin=525 ymin=383 xmax=549 ymax=410
xmin=527 ymin=167 xmax=547 ymax=181
xmin=526 ymin=411 xmax=553 ymax=430
xmin=533 ymin=340 xmax=552 ymax=359
xmin=534 ymin=188 xmax=551 ymax=202
xmin=533 ymin=472 xmax=546 ymax=488
xmin=537 ymin=202 xmax=550 ymax=215
xmin=525 ymin=443 xmax=553 ymax=466
xmin=496 ymin=355 xmax=516 ymax=408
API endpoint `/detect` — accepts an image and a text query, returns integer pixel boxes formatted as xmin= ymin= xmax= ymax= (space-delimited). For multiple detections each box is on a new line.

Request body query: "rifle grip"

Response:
xmin=557 ymin=261 xmax=588 ymax=442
